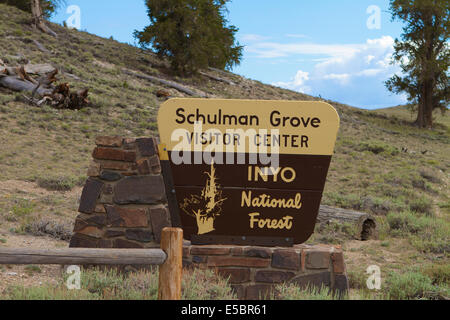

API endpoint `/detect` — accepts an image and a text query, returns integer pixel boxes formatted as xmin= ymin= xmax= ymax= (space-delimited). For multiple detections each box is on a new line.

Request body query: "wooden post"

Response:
xmin=158 ymin=227 xmax=183 ymax=300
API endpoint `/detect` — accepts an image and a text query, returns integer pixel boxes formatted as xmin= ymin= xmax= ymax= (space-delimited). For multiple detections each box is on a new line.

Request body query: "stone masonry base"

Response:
xmin=183 ymin=242 xmax=349 ymax=300
xmin=69 ymin=136 xmax=349 ymax=300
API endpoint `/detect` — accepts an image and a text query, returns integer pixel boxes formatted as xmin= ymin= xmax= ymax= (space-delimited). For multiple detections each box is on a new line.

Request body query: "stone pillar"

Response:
xmin=70 ymin=136 xmax=171 ymax=249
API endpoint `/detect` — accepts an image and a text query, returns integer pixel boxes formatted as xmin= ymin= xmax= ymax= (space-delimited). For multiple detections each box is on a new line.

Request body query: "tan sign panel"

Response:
xmin=158 ymin=99 xmax=340 ymax=156
xmin=157 ymin=99 xmax=340 ymax=246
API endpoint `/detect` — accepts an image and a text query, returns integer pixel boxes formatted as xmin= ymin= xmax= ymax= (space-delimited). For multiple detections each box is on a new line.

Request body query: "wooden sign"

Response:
xmin=157 ymin=99 xmax=340 ymax=246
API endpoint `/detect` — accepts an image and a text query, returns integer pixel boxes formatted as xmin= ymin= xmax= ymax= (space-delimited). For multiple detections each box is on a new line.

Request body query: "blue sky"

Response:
xmin=51 ymin=0 xmax=407 ymax=109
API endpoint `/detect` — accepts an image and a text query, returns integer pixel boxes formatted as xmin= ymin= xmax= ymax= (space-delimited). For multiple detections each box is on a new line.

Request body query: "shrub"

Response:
xmin=322 ymin=192 xmax=361 ymax=210
xmin=410 ymin=226 xmax=449 ymax=254
xmin=384 ymin=271 xmax=436 ymax=300
xmin=36 ymin=175 xmax=86 ymax=191
xmin=315 ymin=220 xmax=357 ymax=243
xmin=387 ymin=211 xmax=449 ymax=254
xmin=182 ymin=268 xmax=236 ymax=300
xmin=347 ymin=269 xmax=368 ymax=290
xmin=421 ymin=264 xmax=450 ymax=286
xmin=273 ymin=284 xmax=341 ymax=300
xmin=358 ymin=141 xmax=399 ymax=156
xmin=10 ymin=199 xmax=35 ymax=217
xmin=1 ymin=267 xmax=236 ymax=300
xmin=409 ymin=196 xmax=433 ymax=216
xmin=419 ymin=168 xmax=442 ymax=184
xmin=2 ymin=285 xmax=97 ymax=300
xmin=24 ymin=265 xmax=42 ymax=276
xmin=24 ymin=219 xmax=73 ymax=241
xmin=360 ymin=196 xmax=393 ymax=215
xmin=387 ymin=211 xmax=426 ymax=235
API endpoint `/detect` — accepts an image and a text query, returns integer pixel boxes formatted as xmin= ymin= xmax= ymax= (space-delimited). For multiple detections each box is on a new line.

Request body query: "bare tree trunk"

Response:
xmin=30 ymin=0 xmax=57 ymax=37
xmin=424 ymin=80 xmax=434 ymax=128
xmin=417 ymin=81 xmax=434 ymax=129
xmin=420 ymin=13 xmax=435 ymax=129
xmin=416 ymin=99 xmax=425 ymax=128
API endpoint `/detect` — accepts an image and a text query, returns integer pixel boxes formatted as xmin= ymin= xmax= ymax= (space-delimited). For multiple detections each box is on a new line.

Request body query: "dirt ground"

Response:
xmin=0 ymin=232 xmax=67 ymax=292
xmin=0 ymin=180 xmax=77 ymax=292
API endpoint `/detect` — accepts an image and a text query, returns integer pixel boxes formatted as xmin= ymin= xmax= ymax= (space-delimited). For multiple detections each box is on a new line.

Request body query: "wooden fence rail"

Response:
xmin=0 ymin=248 xmax=167 ymax=265
xmin=0 ymin=227 xmax=183 ymax=300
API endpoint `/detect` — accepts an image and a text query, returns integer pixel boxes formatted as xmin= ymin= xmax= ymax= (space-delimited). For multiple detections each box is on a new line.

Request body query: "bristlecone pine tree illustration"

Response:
xmin=180 ymin=163 xmax=227 ymax=235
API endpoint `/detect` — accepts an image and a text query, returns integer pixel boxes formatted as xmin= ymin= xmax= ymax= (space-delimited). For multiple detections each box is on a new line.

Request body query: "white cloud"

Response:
xmin=273 ymin=70 xmax=311 ymax=93
xmin=285 ymin=34 xmax=308 ymax=39
xmin=323 ymin=73 xmax=351 ymax=85
xmin=246 ymin=42 xmax=362 ymax=58
xmin=366 ymin=55 xmax=376 ymax=64
xmin=357 ymin=69 xmax=384 ymax=77
xmin=239 ymin=34 xmax=271 ymax=42
xmin=269 ymin=36 xmax=407 ymax=108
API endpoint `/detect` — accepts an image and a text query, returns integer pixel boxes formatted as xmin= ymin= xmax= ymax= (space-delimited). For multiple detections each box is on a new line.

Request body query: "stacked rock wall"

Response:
xmin=70 ymin=136 xmax=171 ymax=249
xmin=183 ymin=243 xmax=348 ymax=300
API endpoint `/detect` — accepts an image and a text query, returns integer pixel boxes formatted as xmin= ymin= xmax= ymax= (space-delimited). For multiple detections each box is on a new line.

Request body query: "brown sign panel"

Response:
xmin=169 ymin=153 xmax=331 ymax=191
xmin=158 ymin=99 xmax=340 ymax=246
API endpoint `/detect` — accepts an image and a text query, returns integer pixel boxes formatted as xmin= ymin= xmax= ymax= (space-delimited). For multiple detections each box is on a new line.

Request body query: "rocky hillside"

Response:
xmin=0 ymin=4 xmax=448 ymax=298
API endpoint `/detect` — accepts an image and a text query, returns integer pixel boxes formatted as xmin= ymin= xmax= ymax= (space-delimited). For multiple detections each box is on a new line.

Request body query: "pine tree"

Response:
xmin=0 ymin=0 xmax=62 ymax=17
xmin=385 ymin=0 xmax=449 ymax=128
xmin=135 ymin=0 xmax=243 ymax=75
xmin=1 ymin=0 xmax=64 ymax=36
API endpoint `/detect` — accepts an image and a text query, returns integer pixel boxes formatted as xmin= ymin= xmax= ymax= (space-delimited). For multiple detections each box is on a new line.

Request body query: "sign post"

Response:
xmin=158 ymin=99 xmax=340 ymax=246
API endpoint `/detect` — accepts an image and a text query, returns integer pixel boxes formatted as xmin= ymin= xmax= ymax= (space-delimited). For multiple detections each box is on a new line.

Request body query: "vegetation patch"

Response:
xmin=387 ymin=211 xmax=449 ymax=253
xmin=36 ymin=175 xmax=86 ymax=191
xmin=383 ymin=271 xmax=447 ymax=300
xmin=357 ymin=141 xmax=399 ymax=156
xmin=273 ymin=284 xmax=339 ymax=300
xmin=24 ymin=218 xmax=73 ymax=241
xmin=1 ymin=267 xmax=236 ymax=300
xmin=24 ymin=265 xmax=42 ymax=276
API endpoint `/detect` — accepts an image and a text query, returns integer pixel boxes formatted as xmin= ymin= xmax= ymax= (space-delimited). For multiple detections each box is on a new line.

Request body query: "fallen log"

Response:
xmin=199 ymin=71 xmax=236 ymax=86
xmin=24 ymin=63 xmax=56 ymax=75
xmin=0 ymin=76 xmax=52 ymax=96
xmin=0 ymin=63 xmax=89 ymax=110
xmin=208 ymin=67 xmax=234 ymax=77
xmin=1 ymin=64 xmax=55 ymax=77
xmin=317 ymin=205 xmax=378 ymax=240
xmin=63 ymin=72 xmax=85 ymax=82
xmin=33 ymin=40 xmax=50 ymax=53
xmin=123 ymin=68 xmax=207 ymax=98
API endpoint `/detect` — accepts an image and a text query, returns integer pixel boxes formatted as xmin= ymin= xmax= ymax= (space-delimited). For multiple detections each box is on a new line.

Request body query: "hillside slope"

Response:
xmin=0 ymin=4 xmax=448 ymax=298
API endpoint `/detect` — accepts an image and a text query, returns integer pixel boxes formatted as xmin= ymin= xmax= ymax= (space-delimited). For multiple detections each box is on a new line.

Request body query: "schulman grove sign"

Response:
xmin=157 ymin=99 xmax=340 ymax=246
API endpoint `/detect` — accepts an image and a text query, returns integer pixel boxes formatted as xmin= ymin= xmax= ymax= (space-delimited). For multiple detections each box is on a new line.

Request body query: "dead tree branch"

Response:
xmin=0 ymin=63 xmax=89 ymax=110
xmin=123 ymin=68 xmax=207 ymax=97
xmin=199 ymin=71 xmax=236 ymax=86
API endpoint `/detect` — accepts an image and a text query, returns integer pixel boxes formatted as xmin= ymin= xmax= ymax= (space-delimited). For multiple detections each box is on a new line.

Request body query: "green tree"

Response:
xmin=1 ymin=0 xmax=64 ymax=36
xmin=135 ymin=0 xmax=243 ymax=75
xmin=385 ymin=0 xmax=449 ymax=128
xmin=0 ymin=0 xmax=62 ymax=17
